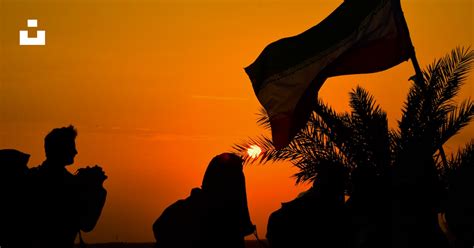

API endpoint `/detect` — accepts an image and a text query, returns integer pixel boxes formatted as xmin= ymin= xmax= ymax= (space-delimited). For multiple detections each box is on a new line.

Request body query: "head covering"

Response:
xmin=201 ymin=153 xmax=255 ymax=236
xmin=202 ymin=153 xmax=243 ymax=193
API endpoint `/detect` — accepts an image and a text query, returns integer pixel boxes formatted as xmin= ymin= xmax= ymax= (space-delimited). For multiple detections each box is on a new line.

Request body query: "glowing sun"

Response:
xmin=247 ymin=145 xmax=262 ymax=159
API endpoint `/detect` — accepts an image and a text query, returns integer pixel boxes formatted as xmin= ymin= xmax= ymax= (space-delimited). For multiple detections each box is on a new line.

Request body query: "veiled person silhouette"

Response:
xmin=153 ymin=153 xmax=255 ymax=248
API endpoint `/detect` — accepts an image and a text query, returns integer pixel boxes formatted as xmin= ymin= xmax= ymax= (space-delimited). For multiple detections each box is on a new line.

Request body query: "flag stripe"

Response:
xmin=245 ymin=0 xmax=393 ymax=93
xmin=245 ymin=0 xmax=413 ymax=149
xmin=255 ymin=0 xmax=410 ymax=118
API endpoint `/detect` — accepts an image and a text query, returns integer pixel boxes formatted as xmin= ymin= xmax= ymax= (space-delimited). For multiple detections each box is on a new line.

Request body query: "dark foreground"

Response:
xmin=75 ymin=240 xmax=268 ymax=248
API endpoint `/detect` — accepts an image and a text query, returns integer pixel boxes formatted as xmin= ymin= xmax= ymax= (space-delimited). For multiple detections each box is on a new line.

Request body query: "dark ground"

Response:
xmin=75 ymin=240 xmax=268 ymax=248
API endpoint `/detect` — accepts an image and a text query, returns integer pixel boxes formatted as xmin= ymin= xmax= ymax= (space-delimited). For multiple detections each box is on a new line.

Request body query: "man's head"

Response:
xmin=44 ymin=125 xmax=78 ymax=166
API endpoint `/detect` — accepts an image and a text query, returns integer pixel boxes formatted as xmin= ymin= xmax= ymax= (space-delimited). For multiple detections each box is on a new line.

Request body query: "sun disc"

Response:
xmin=247 ymin=145 xmax=262 ymax=159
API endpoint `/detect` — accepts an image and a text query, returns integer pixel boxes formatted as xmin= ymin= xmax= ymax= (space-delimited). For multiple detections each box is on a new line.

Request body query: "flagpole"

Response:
xmin=410 ymin=48 xmax=423 ymax=85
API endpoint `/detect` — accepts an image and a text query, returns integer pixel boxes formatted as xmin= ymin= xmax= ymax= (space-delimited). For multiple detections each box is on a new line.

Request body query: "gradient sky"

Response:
xmin=1 ymin=0 xmax=473 ymax=243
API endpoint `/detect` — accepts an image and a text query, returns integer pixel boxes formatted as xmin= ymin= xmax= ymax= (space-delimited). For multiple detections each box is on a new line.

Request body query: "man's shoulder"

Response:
xmin=28 ymin=163 xmax=76 ymax=185
xmin=27 ymin=164 xmax=44 ymax=177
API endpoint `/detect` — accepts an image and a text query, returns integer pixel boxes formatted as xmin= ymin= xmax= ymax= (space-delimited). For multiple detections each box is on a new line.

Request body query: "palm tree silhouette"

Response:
xmin=235 ymin=47 xmax=473 ymax=185
xmin=234 ymin=47 xmax=474 ymax=248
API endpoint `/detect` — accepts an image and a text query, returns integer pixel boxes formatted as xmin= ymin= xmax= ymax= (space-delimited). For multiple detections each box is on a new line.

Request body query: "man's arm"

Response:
xmin=76 ymin=165 xmax=108 ymax=232
xmin=79 ymin=186 xmax=107 ymax=232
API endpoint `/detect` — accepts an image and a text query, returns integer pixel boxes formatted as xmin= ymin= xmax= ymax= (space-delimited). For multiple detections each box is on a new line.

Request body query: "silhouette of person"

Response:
xmin=391 ymin=148 xmax=448 ymax=248
xmin=442 ymin=165 xmax=474 ymax=247
xmin=153 ymin=153 xmax=255 ymax=248
xmin=266 ymin=164 xmax=348 ymax=248
xmin=29 ymin=125 xmax=107 ymax=248
xmin=0 ymin=149 xmax=31 ymax=248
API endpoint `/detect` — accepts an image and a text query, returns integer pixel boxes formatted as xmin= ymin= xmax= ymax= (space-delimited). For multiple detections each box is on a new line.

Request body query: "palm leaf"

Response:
xmin=397 ymin=47 xmax=473 ymax=157
xmin=437 ymin=99 xmax=474 ymax=147
xmin=349 ymin=86 xmax=391 ymax=171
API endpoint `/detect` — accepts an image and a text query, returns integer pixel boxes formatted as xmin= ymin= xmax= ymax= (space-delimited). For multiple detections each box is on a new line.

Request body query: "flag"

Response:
xmin=245 ymin=0 xmax=414 ymax=149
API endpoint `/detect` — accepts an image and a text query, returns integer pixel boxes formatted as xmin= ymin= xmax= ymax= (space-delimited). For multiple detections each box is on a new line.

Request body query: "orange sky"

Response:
xmin=1 ymin=0 xmax=473 ymax=243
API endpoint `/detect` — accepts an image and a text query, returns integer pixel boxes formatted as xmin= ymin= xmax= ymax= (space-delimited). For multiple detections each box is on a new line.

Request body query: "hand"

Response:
xmin=90 ymin=165 xmax=108 ymax=181
xmin=76 ymin=165 xmax=108 ymax=187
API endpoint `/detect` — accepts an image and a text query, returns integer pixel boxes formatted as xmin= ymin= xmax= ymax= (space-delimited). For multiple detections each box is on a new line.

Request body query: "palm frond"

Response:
xmin=439 ymin=140 xmax=474 ymax=186
xmin=290 ymin=124 xmax=349 ymax=184
xmin=431 ymin=47 xmax=473 ymax=108
xmin=437 ymin=99 xmax=474 ymax=147
xmin=256 ymin=108 xmax=272 ymax=131
xmin=350 ymin=86 xmax=383 ymax=120
xmin=313 ymin=98 xmax=352 ymax=141
xmin=397 ymin=47 xmax=473 ymax=156
xmin=349 ymin=87 xmax=391 ymax=170
xmin=450 ymin=139 xmax=474 ymax=170
xmin=313 ymin=99 xmax=354 ymax=163
xmin=232 ymin=135 xmax=297 ymax=164
xmin=233 ymin=103 xmax=352 ymax=184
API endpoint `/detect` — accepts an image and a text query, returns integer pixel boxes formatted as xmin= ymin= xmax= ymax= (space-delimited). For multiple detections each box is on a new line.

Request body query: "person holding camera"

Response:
xmin=29 ymin=125 xmax=107 ymax=248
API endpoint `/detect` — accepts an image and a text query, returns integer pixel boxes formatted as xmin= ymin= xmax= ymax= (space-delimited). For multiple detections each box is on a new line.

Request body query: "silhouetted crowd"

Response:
xmin=1 ymin=125 xmax=473 ymax=248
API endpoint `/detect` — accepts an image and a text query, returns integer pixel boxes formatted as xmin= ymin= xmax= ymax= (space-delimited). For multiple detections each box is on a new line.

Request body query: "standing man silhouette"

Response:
xmin=29 ymin=125 xmax=107 ymax=248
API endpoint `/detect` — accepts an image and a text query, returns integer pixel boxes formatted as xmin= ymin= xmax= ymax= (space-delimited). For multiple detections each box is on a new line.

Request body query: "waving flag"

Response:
xmin=245 ymin=0 xmax=414 ymax=149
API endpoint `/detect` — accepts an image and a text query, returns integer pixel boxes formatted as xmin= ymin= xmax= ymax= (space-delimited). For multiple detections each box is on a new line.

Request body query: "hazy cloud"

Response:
xmin=80 ymin=126 xmax=244 ymax=141
xmin=191 ymin=95 xmax=248 ymax=101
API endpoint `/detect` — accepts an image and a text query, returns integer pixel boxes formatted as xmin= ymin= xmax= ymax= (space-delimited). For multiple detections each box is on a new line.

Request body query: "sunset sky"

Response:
xmin=1 ymin=0 xmax=473 ymax=243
